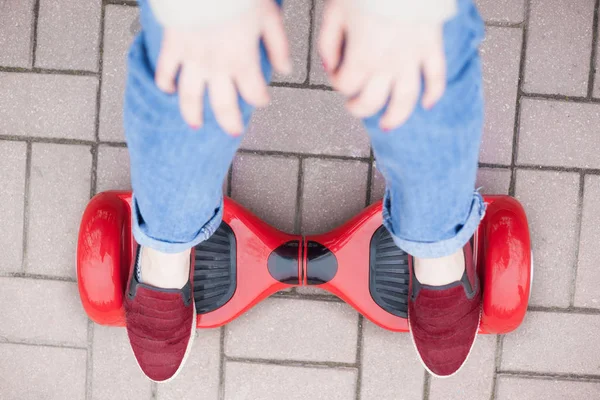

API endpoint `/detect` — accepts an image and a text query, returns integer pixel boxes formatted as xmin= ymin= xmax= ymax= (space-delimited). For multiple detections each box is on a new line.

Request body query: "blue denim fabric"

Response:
xmin=124 ymin=0 xmax=274 ymax=253
xmin=368 ymin=0 xmax=486 ymax=257
xmin=124 ymin=0 xmax=485 ymax=257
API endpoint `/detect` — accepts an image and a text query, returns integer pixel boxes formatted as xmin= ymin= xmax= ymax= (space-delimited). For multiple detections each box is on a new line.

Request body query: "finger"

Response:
xmin=156 ymin=31 xmax=182 ymax=93
xmin=234 ymin=50 xmax=270 ymax=108
xmin=318 ymin=0 xmax=345 ymax=73
xmin=421 ymin=47 xmax=447 ymax=109
xmin=380 ymin=69 xmax=421 ymax=131
xmin=209 ymin=75 xmax=244 ymax=136
xmin=346 ymin=74 xmax=393 ymax=118
xmin=331 ymin=45 xmax=369 ymax=97
xmin=178 ymin=64 xmax=206 ymax=128
xmin=262 ymin=0 xmax=292 ymax=74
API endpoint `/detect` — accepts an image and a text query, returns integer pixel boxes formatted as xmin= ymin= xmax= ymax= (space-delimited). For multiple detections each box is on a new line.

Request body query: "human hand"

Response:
xmin=155 ymin=0 xmax=291 ymax=135
xmin=319 ymin=0 xmax=446 ymax=131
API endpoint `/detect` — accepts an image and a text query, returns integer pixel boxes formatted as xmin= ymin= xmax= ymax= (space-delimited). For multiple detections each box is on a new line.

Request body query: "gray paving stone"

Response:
xmin=501 ymin=311 xmax=600 ymax=374
xmin=360 ymin=321 xmax=424 ymax=400
xmin=0 ymin=0 xmax=34 ymax=67
xmin=156 ymin=329 xmax=221 ymax=400
xmin=476 ymin=167 xmax=511 ymax=195
xmin=0 ymin=343 xmax=86 ymax=400
xmin=26 ymin=144 xmax=92 ymax=278
xmin=475 ymin=0 xmax=525 ymax=23
xmin=0 ymin=277 xmax=88 ymax=347
xmin=301 ymin=158 xmax=369 ymax=234
xmin=35 ymin=0 xmax=101 ymax=70
xmin=370 ymin=164 xmax=386 ymax=204
xmin=518 ymin=99 xmax=600 ymax=168
xmin=224 ymin=362 xmax=357 ymax=400
xmin=429 ymin=335 xmax=497 ymax=400
xmin=97 ymin=145 xmax=131 ymax=192
xmin=0 ymin=73 xmax=97 ymax=140
xmin=242 ymin=87 xmax=370 ymax=157
xmin=99 ymin=5 xmax=139 ymax=142
xmin=231 ymin=154 xmax=299 ymax=233
xmin=225 ymin=298 xmax=358 ymax=363
xmin=480 ymin=26 xmax=522 ymax=165
xmin=310 ymin=0 xmax=328 ymax=85
xmin=295 ymin=286 xmax=336 ymax=296
xmin=92 ymin=326 xmax=152 ymax=400
xmin=496 ymin=376 xmax=600 ymax=399
xmin=575 ymin=175 xmax=600 ymax=308
xmin=514 ymin=170 xmax=579 ymax=307
xmin=272 ymin=0 xmax=310 ymax=84
xmin=0 ymin=141 xmax=26 ymax=273
xmin=524 ymin=0 xmax=594 ymax=96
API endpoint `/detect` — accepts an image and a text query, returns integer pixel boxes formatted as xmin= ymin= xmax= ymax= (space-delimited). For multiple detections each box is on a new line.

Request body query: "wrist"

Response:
xmin=149 ymin=0 xmax=255 ymax=29
xmin=351 ymin=0 xmax=457 ymax=23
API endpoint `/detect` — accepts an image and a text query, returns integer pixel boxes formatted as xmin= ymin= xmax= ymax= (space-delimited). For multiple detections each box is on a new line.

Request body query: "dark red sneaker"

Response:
xmin=408 ymin=240 xmax=481 ymax=378
xmin=124 ymin=246 xmax=196 ymax=382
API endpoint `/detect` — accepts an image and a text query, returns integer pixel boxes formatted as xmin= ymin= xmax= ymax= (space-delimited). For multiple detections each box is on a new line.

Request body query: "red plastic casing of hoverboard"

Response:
xmin=77 ymin=192 xmax=531 ymax=334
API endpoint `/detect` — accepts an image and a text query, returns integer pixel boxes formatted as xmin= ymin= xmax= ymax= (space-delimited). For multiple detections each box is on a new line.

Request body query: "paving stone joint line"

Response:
xmin=507 ymin=0 xmax=531 ymax=198
xmin=19 ymin=143 xmax=32 ymax=274
xmin=354 ymin=315 xmax=365 ymax=400
xmin=422 ymin=370 xmax=431 ymax=400
xmin=587 ymin=0 xmax=600 ymax=99
xmin=225 ymin=356 xmax=359 ymax=370
xmin=527 ymin=305 xmax=600 ymax=315
xmin=304 ymin=0 xmax=317 ymax=86
xmin=0 ymin=337 xmax=88 ymax=351
xmin=568 ymin=174 xmax=587 ymax=307
xmin=218 ymin=326 xmax=227 ymax=400
xmin=104 ymin=0 xmax=138 ymax=6
xmin=30 ymin=0 xmax=40 ymax=67
xmin=0 ymin=271 xmax=77 ymax=283
xmin=490 ymin=334 xmax=505 ymax=400
xmin=85 ymin=320 xmax=95 ymax=400
xmin=497 ymin=370 xmax=600 ymax=383
xmin=0 ymin=65 xmax=99 ymax=76
xmin=294 ymin=158 xmax=305 ymax=234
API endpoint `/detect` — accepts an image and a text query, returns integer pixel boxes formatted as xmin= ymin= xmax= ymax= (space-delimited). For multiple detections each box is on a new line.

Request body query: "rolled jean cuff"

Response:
xmin=131 ymin=193 xmax=223 ymax=253
xmin=383 ymin=191 xmax=486 ymax=259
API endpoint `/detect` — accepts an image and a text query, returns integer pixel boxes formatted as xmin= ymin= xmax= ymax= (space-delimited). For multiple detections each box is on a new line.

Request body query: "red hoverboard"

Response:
xmin=77 ymin=191 xmax=531 ymax=334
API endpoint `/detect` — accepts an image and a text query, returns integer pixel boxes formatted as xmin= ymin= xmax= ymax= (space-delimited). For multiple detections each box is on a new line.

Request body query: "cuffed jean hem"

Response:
xmin=131 ymin=193 xmax=224 ymax=254
xmin=383 ymin=191 xmax=486 ymax=259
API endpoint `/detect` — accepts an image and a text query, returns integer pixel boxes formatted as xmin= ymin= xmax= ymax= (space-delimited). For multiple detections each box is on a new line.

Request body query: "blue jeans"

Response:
xmin=124 ymin=0 xmax=485 ymax=258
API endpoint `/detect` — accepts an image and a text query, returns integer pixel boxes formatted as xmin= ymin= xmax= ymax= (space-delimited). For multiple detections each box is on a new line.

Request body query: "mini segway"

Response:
xmin=77 ymin=192 xmax=531 ymax=333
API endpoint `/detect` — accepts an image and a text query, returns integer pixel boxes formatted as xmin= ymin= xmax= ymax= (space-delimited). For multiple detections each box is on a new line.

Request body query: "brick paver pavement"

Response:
xmin=1 ymin=0 xmax=600 ymax=399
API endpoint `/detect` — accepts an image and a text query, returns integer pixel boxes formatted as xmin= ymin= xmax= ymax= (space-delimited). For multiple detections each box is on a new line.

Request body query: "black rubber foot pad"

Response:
xmin=193 ymin=222 xmax=237 ymax=314
xmin=369 ymin=226 xmax=409 ymax=318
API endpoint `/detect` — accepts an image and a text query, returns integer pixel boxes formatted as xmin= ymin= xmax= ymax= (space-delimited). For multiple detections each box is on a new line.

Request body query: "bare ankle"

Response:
xmin=140 ymin=247 xmax=192 ymax=289
xmin=414 ymin=249 xmax=465 ymax=286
